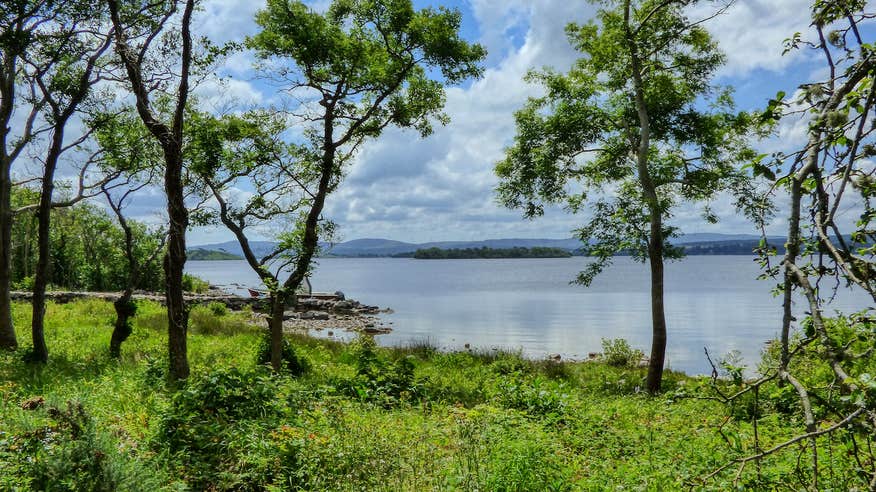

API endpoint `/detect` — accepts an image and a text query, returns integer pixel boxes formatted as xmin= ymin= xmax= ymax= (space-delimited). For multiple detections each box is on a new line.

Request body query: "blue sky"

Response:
xmin=179 ymin=0 xmax=844 ymax=245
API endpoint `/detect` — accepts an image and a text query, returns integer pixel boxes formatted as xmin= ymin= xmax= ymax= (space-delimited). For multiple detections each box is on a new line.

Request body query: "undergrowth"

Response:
xmin=0 ymin=299 xmax=869 ymax=490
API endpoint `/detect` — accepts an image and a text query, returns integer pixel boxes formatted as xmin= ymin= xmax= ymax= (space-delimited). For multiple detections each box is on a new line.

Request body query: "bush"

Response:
xmin=494 ymin=376 xmax=568 ymax=420
xmin=207 ymin=301 xmax=228 ymax=317
xmin=490 ymin=352 xmax=532 ymax=375
xmin=601 ymin=338 xmax=644 ymax=368
xmin=339 ymin=336 xmax=424 ymax=406
xmin=154 ymin=367 xmax=280 ymax=489
xmin=255 ymin=333 xmax=310 ymax=376
xmin=181 ymin=273 xmax=209 ymax=293
xmin=0 ymin=401 xmax=160 ymax=491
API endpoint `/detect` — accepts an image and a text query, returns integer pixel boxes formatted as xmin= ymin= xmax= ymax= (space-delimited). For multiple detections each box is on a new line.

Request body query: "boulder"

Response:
xmin=332 ymin=300 xmax=355 ymax=313
xmin=300 ymin=311 xmax=329 ymax=320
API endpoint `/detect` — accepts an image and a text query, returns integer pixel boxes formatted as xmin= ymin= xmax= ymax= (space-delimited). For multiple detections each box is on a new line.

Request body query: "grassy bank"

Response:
xmin=0 ymin=300 xmax=865 ymax=490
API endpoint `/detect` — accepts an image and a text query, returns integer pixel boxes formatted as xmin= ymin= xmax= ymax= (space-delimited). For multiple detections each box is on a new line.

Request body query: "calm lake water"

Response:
xmin=186 ymin=256 xmax=873 ymax=375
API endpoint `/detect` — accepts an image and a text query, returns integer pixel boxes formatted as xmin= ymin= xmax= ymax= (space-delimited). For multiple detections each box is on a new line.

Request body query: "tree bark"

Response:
xmin=29 ymin=150 xmax=58 ymax=363
xmin=107 ymin=0 xmax=195 ymax=382
xmin=0 ymin=49 xmax=19 ymax=350
xmin=646 ymin=214 xmax=667 ymax=394
xmin=273 ymin=109 xmax=336 ymax=367
xmin=0 ymin=158 xmax=15 ymax=349
xmin=163 ymin=142 xmax=189 ymax=380
xmin=626 ymin=0 xmax=666 ymax=394
xmin=268 ymin=292 xmax=287 ymax=372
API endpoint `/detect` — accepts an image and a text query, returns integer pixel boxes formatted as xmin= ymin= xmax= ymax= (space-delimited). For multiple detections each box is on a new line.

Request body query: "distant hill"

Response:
xmin=190 ymin=233 xmax=784 ymax=258
xmin=188 ymin=248 xmax=243 ymax=261
xmin=410 ymin=246 xmax=573 ymax=259
xmin=187 ymin=240 xmax=278 ymax=259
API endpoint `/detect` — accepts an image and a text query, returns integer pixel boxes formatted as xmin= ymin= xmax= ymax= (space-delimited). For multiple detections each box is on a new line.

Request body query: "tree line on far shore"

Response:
xmin=407 ymin=246 xmax=572 ymax=259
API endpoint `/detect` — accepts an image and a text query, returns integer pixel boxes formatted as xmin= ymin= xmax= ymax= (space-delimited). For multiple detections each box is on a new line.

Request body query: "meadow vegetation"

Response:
xmin=1 ymin=299 xmax=873 ymax=491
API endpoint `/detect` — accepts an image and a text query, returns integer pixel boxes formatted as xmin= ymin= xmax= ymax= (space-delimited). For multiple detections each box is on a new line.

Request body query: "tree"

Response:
xmin=22 ymin=1 xmax=114 ymax=363
xmin=0 ymin=0 xmax=54 ymax=350
xmin=702 ymin=1 xmax=876 ymax=487
xmin=495 ymin=0 xmax=757 ymax=393
xmin=1 ymin=0 xmax=115 ymax=360
xmin=102 ymin=178 xmax=166 ymax=358
xmin=190 ymin=109 xmax=323 ymax=372
xmin=106 ymin=0 xmax=196 ymax=381
xmin=244 ymin=0 xmax=485 ymax=370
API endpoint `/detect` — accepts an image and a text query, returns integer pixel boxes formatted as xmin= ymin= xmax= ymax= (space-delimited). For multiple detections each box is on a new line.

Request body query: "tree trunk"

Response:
xmin=0 ymin=160 xmax=15 ymax=349
xmin=268 ymin=292 xmax=287 ymax=372
xmin=646 ymin=211 xmax=667 ymax=394
xmin=164 ymin=144 xmax=189 ymax=381
xmin=110 ymin=289 xmax=135 ymax=358
xmin=625 ymin=2 xmax=665 ymax=394
xmin=29 ymin=128 xmax=64 ymax=363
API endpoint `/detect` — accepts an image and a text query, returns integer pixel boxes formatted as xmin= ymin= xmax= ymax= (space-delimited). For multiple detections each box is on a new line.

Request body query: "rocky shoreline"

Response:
xmin=280 ymin=296 xmax=394 ymax=336
xmin=11 ymin=289 xmax=395 ymax=337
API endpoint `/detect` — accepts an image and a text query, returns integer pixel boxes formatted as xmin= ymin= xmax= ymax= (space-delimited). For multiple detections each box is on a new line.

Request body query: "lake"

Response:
xmin=186 ymin=256 xmax=873 ymax=375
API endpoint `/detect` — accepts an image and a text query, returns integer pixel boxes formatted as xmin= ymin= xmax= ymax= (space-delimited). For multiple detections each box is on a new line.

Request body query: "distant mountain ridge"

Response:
xmin=190 ymin=233 xmax=782 ymax=258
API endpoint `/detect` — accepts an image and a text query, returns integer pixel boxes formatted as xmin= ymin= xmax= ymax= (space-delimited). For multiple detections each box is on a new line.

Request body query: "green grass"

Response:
xmin=0 ymin=300 xmax=869 ymax=490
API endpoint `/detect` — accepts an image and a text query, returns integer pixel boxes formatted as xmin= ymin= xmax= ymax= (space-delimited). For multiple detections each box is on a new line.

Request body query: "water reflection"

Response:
xmin=187 ymin=256 xmax=871 ymax=375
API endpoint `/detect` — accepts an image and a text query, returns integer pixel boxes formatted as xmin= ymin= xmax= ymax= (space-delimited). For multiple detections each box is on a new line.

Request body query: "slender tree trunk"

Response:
xmin=0 ymin=159 xmax=15 ymax=349
xmin=646 ymin=212 xmax=667 ymax=394
xmin=268 ymin=292 xmax=287 ymax=372
xmin=110 ymin=289 xmax=135 ymax=358
xmin=0 ymin=51 xmax=18 ymax=350
xmin=29 ymin=127 xmax=65 ymax=363
xmin=276 ymin=112 xmax=336 ymax=366
xmin=164 ymin=143 xmax=189 ymax=381
xmin=625 ymin=0 xmax=665 ymax=394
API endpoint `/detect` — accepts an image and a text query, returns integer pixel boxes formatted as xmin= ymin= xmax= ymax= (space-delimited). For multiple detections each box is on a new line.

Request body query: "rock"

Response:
xmin=21 ymin=396 xmax=45 ymax=411
xmin=334 ymin=291 xmax=345 ymax=300
xmin=327 ymin=331 xmax=334 ymax=337
xmin=363 ymin=325 xmax=391 ymax=334
xmin=587 ymin=352 xmax=600 ymax=360
xmin=300 ymin=311 xmax=329 ymax=320
xmin=282 ymin=311 xmax=299 ymax=320
xmin=464 ymin=343 xmax=470 ymax=349
xmin=332 ymin=300 xmax=355 ymax=313
xmin=549 ymin=353 xmax=562 ymax=361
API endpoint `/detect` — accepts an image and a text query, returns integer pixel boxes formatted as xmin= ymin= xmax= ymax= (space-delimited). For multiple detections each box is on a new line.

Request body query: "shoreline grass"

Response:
xmin=0 ymin=299 xmax=867 ymax=490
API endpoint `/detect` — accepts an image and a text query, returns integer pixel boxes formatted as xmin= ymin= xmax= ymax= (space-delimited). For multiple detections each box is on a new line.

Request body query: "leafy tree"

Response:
xmin=23 ymin=2 xmax=114 ymax=363
xmin=240 ymin=0 xmax=486 ymax=371
xmin=495 ymin=0 xmax=758 ymax=393
xmin=0 ymin=0 xmax=116 ymax=361
xmin=102 ymin=177 xmax=166 ymax=358
xmin=702 ymin=1 xmax=876 ymax=487
xmin=106 ymin=0 xmax=197 ymax=381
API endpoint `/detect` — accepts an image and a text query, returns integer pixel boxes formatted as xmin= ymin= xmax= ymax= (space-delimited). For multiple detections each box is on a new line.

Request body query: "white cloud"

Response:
xmin=186 ymin=0 xmax=827 ymax=245
xmin=687 ymin=0 xmax=814 ymax=77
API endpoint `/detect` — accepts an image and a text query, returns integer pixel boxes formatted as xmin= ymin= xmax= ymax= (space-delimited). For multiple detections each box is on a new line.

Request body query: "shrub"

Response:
xmin=494 ymin=376 xmax=568 ymax=420
xmin=154 ymin=367 xmax=280 ymax=489
xmin=0 ymin=401 xmax=160 ymax=491
xmin=207 ymin=301 xmax=228 ymax=317
xmin=255 ymin=333 xmax=310 ymax=376
xmin=181 ymin=273 xmax=209 ymax=293
xmin=339 ymin=336 xmax=424 ymax=406
xmin=489 ymin=352 xmax=532 ymax=375
xmin=601 ymin=338 xmax=644 ymax=368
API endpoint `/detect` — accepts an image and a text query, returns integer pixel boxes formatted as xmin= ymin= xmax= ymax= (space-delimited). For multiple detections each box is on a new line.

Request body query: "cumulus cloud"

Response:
xmin=687 ymin=0 xmax=814 ymax=77
xmin=182 ymin=0 xmax=827 ymax=245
